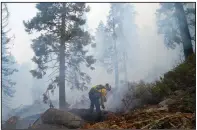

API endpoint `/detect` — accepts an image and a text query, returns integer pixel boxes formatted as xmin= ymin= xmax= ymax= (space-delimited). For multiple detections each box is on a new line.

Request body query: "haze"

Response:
xmin=2 ymin=3 xmax=188 ymax=120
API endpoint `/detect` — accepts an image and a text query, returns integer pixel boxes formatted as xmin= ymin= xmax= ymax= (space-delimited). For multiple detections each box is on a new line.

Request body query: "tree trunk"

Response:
xmin=123 ymin=52 xmax=128 ymax=82
xmin=114 ymin=39 xmax=119 ymax=88
xmin=74 ymin=71 xmax=79 ymax=89
xmin=59 ymin=43 xmax=66 ymax=109
xmin=112 ymin=10 xmax=119 ymax=88
xmin=59 ymin=3 xmax=66 ymax=110
xmin=119 ymin=24 xmax=128 ymax=84
xmin=175 ymin=3 xmax=194 ymax=59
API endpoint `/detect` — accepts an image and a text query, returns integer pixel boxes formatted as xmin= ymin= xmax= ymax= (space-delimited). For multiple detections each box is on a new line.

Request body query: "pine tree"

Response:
xmin=95 ymin=21 xmax=106 ymax=62
xmin=184 ymin=3 xmax=195 ymax=43
xmin=24 ymin=3 xmax=95 ymax=109
xmin=113 ymin=3 xmax=137 ymax=83
xmin=106 ymin=3 xmax=119 ymax=88
xmin=156 ymin=3 xmax=194 ymax=59
xmin=94 ymin=21 xmax=113 ymax=74
xmin=2 ymin=3 xmax=18 ymax=107
xmin=97 ymin=3 xmax=138 ymax=87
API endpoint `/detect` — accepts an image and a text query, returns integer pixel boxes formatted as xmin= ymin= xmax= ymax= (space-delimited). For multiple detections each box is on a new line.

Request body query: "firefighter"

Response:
xmin=88 ymin=83 xmax=111 ymax=121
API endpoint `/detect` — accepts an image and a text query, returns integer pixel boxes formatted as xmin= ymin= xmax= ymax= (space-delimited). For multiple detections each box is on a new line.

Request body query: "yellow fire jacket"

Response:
xmin=91 ymin=85 xmax=107 ymax=106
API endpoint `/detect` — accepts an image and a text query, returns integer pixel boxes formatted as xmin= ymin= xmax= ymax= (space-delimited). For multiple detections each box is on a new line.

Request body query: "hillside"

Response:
xmin=3 ymin=54 xmax=196 ymax=129
xmin=82 ymin=54 xmax=196 ymax=129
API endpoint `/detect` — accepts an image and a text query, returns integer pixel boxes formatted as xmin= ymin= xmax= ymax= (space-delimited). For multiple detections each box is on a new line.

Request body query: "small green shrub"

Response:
xmin=122 ymin=54 xmax=196 ymax=110
xmin=163 ymin=54 xmax=196 ymax=90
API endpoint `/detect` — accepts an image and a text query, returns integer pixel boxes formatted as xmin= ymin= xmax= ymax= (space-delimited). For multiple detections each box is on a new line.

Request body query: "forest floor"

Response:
xmin=3 ymin=55 xmax=196 ymax=129
xmin=82 ymin=54 xmax=196 ymax=129
xmin=82 ymin=105 xmax=195 ymax=129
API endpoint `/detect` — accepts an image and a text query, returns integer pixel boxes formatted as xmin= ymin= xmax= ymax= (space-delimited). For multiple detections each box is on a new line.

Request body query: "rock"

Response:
xmin=31 ymin=115 xmax=43 ymax=128
xmin=3 ymin=116 xmax=20 ymax=129
xmin=16 ymin=114 xmax=41 ymax=129
xmin=145 ymin=108 xmax=155 ymax=113
xmin=176 ymin=112 xmax=182 ymax=115
xmin=174 ymin=90 xmax=185 ymax=96
xmin=110 ymin=124 xmax=120 ymax=129
xmin=159 ymin=98 xmax=176 ymax=107
xmin=32 ymin=123 xmax=68 ymax=129
xmin=158 ymin=106 xmax=169 ymax=112
xmin=145 ymin=106 xmax=168 ymax=113
xmin=32 ymin=108 xmax=84 ymax=129
xmin=68 ymin=108 xmax=110 ymax=122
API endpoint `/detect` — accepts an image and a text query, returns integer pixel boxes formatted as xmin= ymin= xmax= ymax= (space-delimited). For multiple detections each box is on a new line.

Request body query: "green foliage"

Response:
xmin=96 ymin=3 xmax=137 ymax=74
xmin=156 ymin=3 xmax=195 ymax=54
xmin=180 ymin=93 xmax=195 ymax=112
xmin=24 ymin=3 xmax=96 ymax=108
xmin=24 ymin=3 xmax=95 ymax=91
xmin=151 ymin=81 xmax=172 ymax=101
xmin=151 ymin=54 xmax=195 ymax=106
xmin=156 ymin=3 xmax=180 ymax=49
xmin=2 ymin=3 xmax=18 ymax=99
xmin=122 ymin=54 xmax=196 ymax=109
xmin=162 ymin=54 xmax=195 ymax=90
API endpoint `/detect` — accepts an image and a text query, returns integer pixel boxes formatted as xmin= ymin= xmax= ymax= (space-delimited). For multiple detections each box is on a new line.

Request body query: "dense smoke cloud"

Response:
xmin=2 ymin=3 xmax=188 ymax=120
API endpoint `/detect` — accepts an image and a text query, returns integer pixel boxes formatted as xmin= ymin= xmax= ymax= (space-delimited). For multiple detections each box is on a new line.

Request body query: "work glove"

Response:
xmin=102 ymin=105 xmax=105 ymax=109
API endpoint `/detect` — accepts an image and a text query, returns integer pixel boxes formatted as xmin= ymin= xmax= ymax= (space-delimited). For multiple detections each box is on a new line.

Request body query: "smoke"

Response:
xmin=3 ymin=3 xmax=187 ymax=120
xmin=65 ymin=3 xmax=183 ymax=111
xmin=86 ymin=3 xmax=183 ymax=111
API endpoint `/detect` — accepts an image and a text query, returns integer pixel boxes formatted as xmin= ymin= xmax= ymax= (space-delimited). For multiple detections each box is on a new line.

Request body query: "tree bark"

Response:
xmin=123 ymin=52 xmax=128 ymax=82
xmin=59 ymin=41 xmax=66 ymax=109
xmin=59 ymin=3 xmax=66 ymax=110
xmin=119 ymin=24 xmax=128 ymax=84
xmin=175 ymin=3 xmax=194 ymax=59
xmin=112 ymin=9 xmax=119 ymax=88
xmin=114 ymin=39 xmax=119 ymax=88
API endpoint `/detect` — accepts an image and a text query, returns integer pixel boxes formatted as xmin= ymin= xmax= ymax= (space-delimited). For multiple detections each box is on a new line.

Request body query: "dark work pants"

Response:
xmin=89 ymin=92 xmax=101 ymax=113
xmin=89 ymin=92 xmax=102 ymax=121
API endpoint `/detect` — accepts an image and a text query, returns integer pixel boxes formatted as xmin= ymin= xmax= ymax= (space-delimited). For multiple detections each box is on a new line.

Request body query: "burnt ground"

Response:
xmin=3 ymin=108 xmax=112 ymax=129
xmin=68 ymin=108 xmax=113 ymax=122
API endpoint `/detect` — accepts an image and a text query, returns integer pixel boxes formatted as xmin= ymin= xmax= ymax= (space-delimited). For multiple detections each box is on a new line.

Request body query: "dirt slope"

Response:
xmin=82 ymin=54 xmax=196 ymax=129
xmin=82 ymin=106 xmax=195 ymax=129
